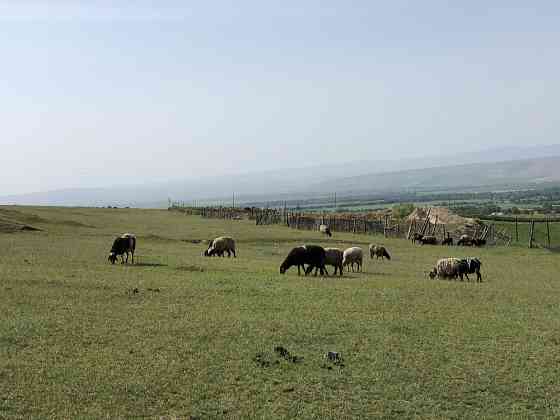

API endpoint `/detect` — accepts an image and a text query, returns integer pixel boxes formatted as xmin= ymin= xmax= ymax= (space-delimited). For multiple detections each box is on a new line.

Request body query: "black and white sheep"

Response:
xmin=369 ymin=244 xmax=391 ymax=260
xmin=324 ymin=247 xmax=343 ymax=276
xmin=319 ymin=224 xmax=332 ymax=237
xmin=204 ymin=236 xmax=236 ymax=257
xmin=342 ymin=247 xmax=363 ymax=272
xmin=460 ymin=258 xmax=482 ymax=282
xmin=108 ymin=233 xmax=136 ymax=264
xmin=279 ymin=245 xmax=327 ymax=276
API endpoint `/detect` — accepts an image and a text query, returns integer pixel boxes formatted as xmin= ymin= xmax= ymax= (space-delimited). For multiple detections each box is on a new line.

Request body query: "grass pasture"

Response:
xmin=1 ymin=206 xmax=560 ymax=419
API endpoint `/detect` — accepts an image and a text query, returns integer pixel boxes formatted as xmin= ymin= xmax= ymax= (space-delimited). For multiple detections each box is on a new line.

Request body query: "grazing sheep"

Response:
xmin=429 ymin=257 xmax=468 ymax=281
xmin=429 ymin=258 xmax=482 ymax=282
xmin=471 ymin=238 xmax=486 ymax=247
xmin=411 ymin=233 xmax=424 ymax=244
xmin=457 ymin=234 xmax=473 ymax=246
xmin=319 ymin=224 xmax=332 ymax=237
xmin=342 ymin=247 xmax=363 ymax=272
xmin=324 ymin=247 xmax=343 ymax=276
xmin=369 ymin=244 xmax=391 ymax=260
xmin=460 ymin=258 xmax=482 ymax=282
xmin=108 ymin=233 xmax=136 ymax=264
xmin=280 ymin=245 xmax=327 ymax=276
xmin=441 ymin=237 xmax=454 ymax=246
xmin=204 ymin=236 xmax=236 ymax=257
xmin=420 ymin=235 xmax=438 ymax=245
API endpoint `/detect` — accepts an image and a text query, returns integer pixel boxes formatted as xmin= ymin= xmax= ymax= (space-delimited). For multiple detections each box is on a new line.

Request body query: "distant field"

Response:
xmin=1 ymin=206 xmax=560 ymax=419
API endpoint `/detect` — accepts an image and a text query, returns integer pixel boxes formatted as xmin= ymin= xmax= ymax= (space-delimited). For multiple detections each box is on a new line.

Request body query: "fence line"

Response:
xmin=169 ymin=204 xmax=560 ymax=248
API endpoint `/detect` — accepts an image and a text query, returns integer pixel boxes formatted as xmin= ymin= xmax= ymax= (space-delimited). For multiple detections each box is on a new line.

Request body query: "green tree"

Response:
xmin=392 ymin=203 xmax=415 ymax=220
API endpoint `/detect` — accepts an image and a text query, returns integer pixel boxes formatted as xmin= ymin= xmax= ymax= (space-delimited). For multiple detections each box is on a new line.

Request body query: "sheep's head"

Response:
xmin=204 ymin=247 xmax=217 ymax=257
xmin=279 ymin=263 xmax=287 ymax=274
xmin=428 ymin=269 xmax=436 ymax=279
xmin=108 ymin=252 xmax=117 ymax=264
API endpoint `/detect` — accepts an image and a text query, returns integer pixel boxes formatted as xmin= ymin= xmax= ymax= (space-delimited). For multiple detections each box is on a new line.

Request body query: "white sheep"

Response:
xmin=342 ymin=247 xmax=363 ymax=272
xmin=429 ymin=257 xmax=466 ymax=280
xmin=204 ymin=236 xmax=236 ymax=257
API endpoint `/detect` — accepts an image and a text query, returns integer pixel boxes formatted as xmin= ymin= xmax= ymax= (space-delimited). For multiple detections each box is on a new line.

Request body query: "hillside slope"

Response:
xmin=310 ymin=156 xmax=560 ymax=194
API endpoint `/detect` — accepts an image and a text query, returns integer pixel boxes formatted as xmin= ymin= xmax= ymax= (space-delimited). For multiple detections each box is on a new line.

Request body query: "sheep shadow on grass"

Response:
xmin=130 ymin=262 xmax=168 ymax=267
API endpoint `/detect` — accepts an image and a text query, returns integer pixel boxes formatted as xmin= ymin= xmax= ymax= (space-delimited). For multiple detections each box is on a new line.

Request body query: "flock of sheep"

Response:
xmin=411 ymin=233 xmax=486 ymax=247
xmin=107 ymin=223 xmax=483 ymax=282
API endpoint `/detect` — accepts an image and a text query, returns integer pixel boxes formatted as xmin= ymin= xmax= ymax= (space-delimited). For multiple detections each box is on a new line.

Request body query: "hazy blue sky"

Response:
xmin=2 ymin=1 xmax=559 ymax=194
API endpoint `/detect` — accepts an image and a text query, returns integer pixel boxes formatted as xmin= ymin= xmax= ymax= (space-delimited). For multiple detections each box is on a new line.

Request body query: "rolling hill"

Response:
xmin=2 ymin=145 xmax=560 ymax=207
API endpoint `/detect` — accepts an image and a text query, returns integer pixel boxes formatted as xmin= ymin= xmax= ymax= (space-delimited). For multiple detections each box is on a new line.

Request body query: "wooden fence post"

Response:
xmin=547 ymin=220 xmax=551 ymax=248
xmin=529 ymin=220 xmax=535 ymax=248
xmin=515 ymin=218 xmax=519 ymax=243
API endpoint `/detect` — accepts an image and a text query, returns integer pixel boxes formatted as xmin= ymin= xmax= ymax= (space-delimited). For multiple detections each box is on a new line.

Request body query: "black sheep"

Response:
xmin=457 ymin=235 xmax=473 ymax=246
xmin=108 ymin=233 xmax=136 ymax=264
xmin=441 ymin=237 xmax=454 ymax=246
xmin=411 ymin=233 xmax=424 ymax=244
xmin=460 ymin=258 xmax=482 ymax=282
xmin=420 ymin=235 xmax=438 ymax=245
xmin=279 ymin=245 xmax=327 ymax=276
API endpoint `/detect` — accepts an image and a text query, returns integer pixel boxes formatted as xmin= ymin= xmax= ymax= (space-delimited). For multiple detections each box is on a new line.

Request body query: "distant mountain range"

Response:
xmin=2 ymin=144 xmax=560 ymax=207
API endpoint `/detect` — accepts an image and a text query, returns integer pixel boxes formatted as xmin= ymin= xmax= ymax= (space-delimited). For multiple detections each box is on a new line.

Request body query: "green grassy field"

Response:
xmin=1 ymin=206 xmax=560 ymax=419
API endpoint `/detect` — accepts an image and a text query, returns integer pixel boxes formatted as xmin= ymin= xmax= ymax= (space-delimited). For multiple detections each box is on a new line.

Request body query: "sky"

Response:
xmin=1 ymin=1 xmax=560 ymax=195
